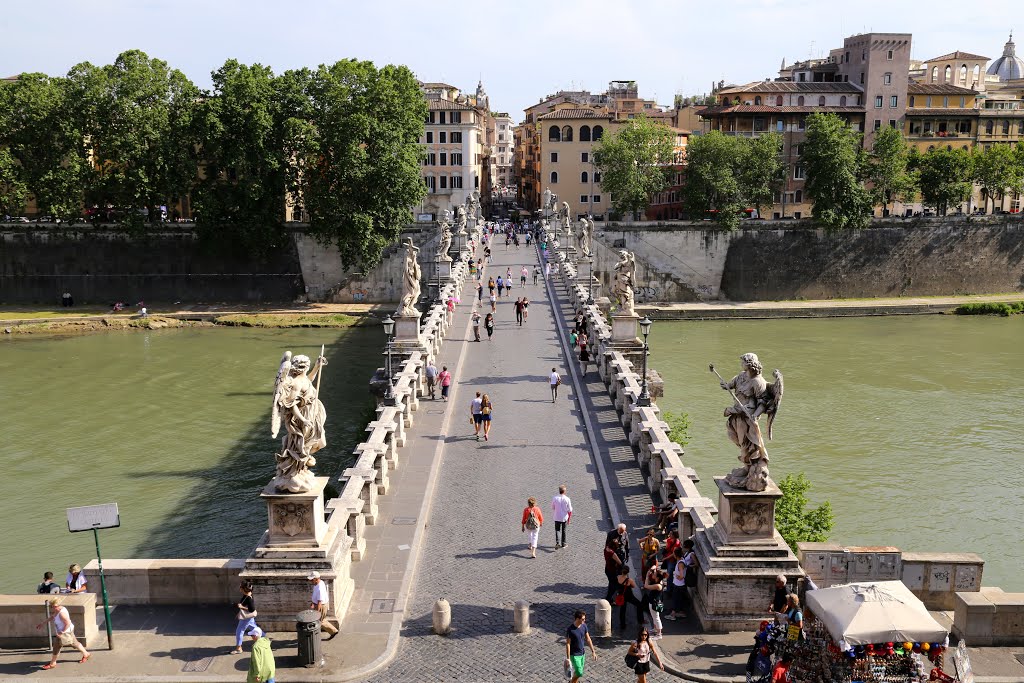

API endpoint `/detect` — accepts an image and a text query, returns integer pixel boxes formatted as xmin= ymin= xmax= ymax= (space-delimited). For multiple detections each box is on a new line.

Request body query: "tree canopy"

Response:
xmin=592 ymin=114 xmax=677 ymax=220
xmin=914 ymin=147 xmax=974 ymax=215
xmin=801 ymin=112 xmax=872 ymax=229
xmin=775 ymin=473 xmax=835 ymax=552
xmin=866 ymin=127 xmax=915 ymax=215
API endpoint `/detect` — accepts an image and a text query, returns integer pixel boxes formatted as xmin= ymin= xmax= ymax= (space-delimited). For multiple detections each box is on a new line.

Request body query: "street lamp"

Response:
xmin=637 ymin=316 xmax=653 ymax=407
xmin=382 ymin=314 xmax=396 ymax=406
xmin=434 ymin=251 xmax=442 ymax=303
xmin=586 ymin=258 xmax=595 ymax=305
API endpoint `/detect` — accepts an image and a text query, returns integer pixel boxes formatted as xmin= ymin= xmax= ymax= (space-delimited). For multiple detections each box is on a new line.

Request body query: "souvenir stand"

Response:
xmin=752 ymin=582 xmax=952 ymax=683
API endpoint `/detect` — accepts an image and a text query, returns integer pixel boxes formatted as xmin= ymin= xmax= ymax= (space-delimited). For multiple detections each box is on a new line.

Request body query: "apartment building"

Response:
xmin=490 ymin=112 xmax=514 ymax=189
xmin=537 ymin=104 xmax=616 ymax=219
xmin=834 ymin=33 xmax=912 ymax=144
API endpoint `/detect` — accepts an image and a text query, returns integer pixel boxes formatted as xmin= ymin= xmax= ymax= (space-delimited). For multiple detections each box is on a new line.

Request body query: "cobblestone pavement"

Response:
xmin=367 ymin=243 xmax=654 ymax=682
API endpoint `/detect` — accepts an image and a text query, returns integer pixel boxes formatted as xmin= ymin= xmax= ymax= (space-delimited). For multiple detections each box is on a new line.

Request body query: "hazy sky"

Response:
xmin=4 ymin=0 xmax=1016 ymax=120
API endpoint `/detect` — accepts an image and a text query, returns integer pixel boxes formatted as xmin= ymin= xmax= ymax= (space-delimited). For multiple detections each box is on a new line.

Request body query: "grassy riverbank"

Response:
xmin=953 ymin=301 xmax=1024 ymax=316
xmin=2 ymin=310 xmax=369 ymax=336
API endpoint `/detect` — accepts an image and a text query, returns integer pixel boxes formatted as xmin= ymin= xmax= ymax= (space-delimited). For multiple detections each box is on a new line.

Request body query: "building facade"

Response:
xmin=834 ymin=33 xmax=912 ymax=145
xmin=537 ymin=105 xmax=616 ymax=219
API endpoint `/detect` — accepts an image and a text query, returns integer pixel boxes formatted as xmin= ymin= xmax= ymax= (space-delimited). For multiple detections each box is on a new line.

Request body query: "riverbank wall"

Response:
xmin=592 ymin=216 xmax=1024 ymax=302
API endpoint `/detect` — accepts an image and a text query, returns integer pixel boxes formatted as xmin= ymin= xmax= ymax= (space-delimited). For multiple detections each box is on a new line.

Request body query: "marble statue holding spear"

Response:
xmin=271 ymin=347 xmax=329 ymax=493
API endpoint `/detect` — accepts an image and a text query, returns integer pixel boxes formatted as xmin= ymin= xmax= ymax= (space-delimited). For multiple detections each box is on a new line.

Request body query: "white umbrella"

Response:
xmin=805 ymin=581 xmax=948 ymax=646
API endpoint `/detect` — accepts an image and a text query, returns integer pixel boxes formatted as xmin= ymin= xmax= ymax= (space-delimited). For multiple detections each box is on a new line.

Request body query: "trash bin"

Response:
xmin=296 ymin=609 xmax=322 ymax=667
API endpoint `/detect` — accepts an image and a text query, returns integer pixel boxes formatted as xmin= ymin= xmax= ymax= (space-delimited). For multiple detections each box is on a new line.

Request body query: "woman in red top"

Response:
xmin=521 ymin=497 xmax=543 ymax=558
xmin=662 ymin=530 xmax=681 ymax=563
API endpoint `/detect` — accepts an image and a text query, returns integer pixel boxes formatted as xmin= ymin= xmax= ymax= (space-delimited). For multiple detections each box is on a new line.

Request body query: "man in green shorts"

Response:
xmin=565 ymin=609 xmax=598 ymax=681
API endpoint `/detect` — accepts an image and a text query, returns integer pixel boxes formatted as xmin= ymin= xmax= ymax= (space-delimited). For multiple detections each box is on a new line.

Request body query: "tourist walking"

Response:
xmin=533 ymin=265 xmax=541 ymax=285
xmin=551 ymin=485 xmax=572 ymax=548
xmin=231 ymin=581 xmax=258 ymax=654
xmin=545 ymin=262 xmax=551 ymax=280
xmin=470 ymin=391 xmax=484 ymax=440
xmin=549 ymin=367 xmax=562 ymax=401
xmin=245 ymin=625 xmax=276 ymax=683
xmin=477 ymin=282 xmax=483 ymax=302
xmin=514 ymin=298 xmax=525 ymax=326
xmin=521 ymin=497 xmax=543 ymax=558
xmin=642 ymin=567 xmax=667 ymax=639
xmin=564 ymin=610 xmax=598 ymax=683
xmin=37 ymin=597 xmax=90 ymax=668
xmin=767 ymin=574 xmax=791 ymax=615
xmin=574 ymin=311 xmax=585 ymax=333
xmin=471 ymin=310 xmax=482 ymax=341
xmin=626 ymin=627 xmax=664 ymax=682
xmin=579 ymin=342 xmax=591 ymax=375
xmin=614 ymin=566 xmax=645 ymax=631
xmin=425 ymin=359 xmax=438 ymax=399
xmin=308 ymin=571 xmax=339 ymax=639
xmin=489 ymin=291 xmax=497 ymax=312
xmin=488 ymin=276 xmax=495 ymax=296
xmin=438 ymin=366 xmax=452 ymax=402
xmin=570 ymin=329 xmax=578 ymax=349
xmin=480 ymin=393 xmax=493 ymax=440
xmin=520 ymin=265 xmax=528 ymax=287
xmin=496 ymin=275 xmax=504 ymax=297
xmin=522 ymin=296 xmax=529 ymax=319
xmin=604 ymin=537 xmax=624 ymax=601
xmin=485 ymin=312 xmax=495 ymax=340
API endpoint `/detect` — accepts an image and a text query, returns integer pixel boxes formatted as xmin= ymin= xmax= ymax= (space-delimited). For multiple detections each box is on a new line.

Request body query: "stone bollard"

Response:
xmin=594 ymin=599 xmax=612 ymax=637
xmin=432 ymin=598 xmax=451 ymax=635
xmin=513 ymin=600 xmax=530 ymax=634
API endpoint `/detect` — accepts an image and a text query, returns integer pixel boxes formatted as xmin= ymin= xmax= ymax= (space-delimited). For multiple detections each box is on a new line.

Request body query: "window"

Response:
xmin=580 ymin=195 xmax=588 ymax=204
xmin=427 ymin=111 xmax=436 ymax=124
xmin=889 ymin=120 xmax=897 ymax=128
xmin=1004 ymin=120 xmax=1011 ymax=134
xmin=592 ymin=125 xmax=604 ymax=140
xmin=859 ymin=72 xmax=865 ymax=85
xmin=818 ymin=96 xmax=826 ymax=106
xmin=593 ymin=171 xmax=601 ymax=182
xmin=798 ymin=117 xmax=806 ymax=131
xmin=550 ymin=171 xmax=558 ymax=183
xmin=887 ymin=49 xmax=894 ymax=60
xmin=579 ymin=125 xmax=591 ymax=141
xmin=451 ymin=131 xmax=462 ymax=143
xmin=550 ymin=152 xmax=558 ymax=163
xmin=776 ymin=95 xmax=784 ymax=106
xmin=561 ymin=125 xmax=573 ymax=141
xmin=548 ymin=125 xmax=561 ymax=141
xmin=450 ymin=112 xmax=462 ymax=124
xmin=890 ymin=95 xmax=898 ymax=108
xmin=927 ymin=96 xmax=932 ymax=107
xmin=873 ymin=119 xmax=882 ymax=131
xmin=960 ymin=65 xmax=968 ymax=85
xmin=793 ymin=165 xmax=805 ymax=179
xmin=439 ymin=132 xmax=447 ymax=144
xmin=776 ymin=120 xmax=784 ymax=132
xmin=797 ymin=96 xmax=805 ymax=106
xmin=451 ymin=152 xmax=463 ymax=165
xmin=973 ymin=65 xmax=981 ymax=86
xmin=439 ymin=175 xmax=447 ymax=189
xmin=474 ymin=175 xmax=478 ymax=188
xmin=986 ymin=120 xmax=994 ymax=134
xmin=426 ymin=131 xmax=433 ymax=143
xmin=943 ymin=97 xmax=949 ymax=107
xmin=931 ymin=66 xmax=938 ymax=83
xmin=862 ymin=50 xmax=866 ymax=61
xmin=426 ymin=152 xmax=436 ymax=165
xmin=451 ymin=174 xmax=463 ymax=189
xmin=840 ymin=95 xmax=847 ymax=106
xmin=439 ymin=152 xmax=447 ymax=166
xmin=884 ymin=73 xmax=892 ymax=85
xmin=424 ymin=175 xmax=435 ymax=192
xmin=592 ymin=195 xmax=601 ymax=203
xmin=581 ymin=152 xmax=589 ymax=162
xmin=581 ymin=171 xmax=588 ymax=183
xmin=754 ymin=96 xmax=762 ymax=105
xmin=439 ymin=112 xmax=445 ymax=124
xmin=909 ymin=96 xmax=915 ymax=108
xmin=796 ymin=144 xmax=804 ymax=155
xmin=753 ymin=117 xmax=766 ymax=132
xmin=795 ymin=189 xmax=803 ymax=203
xmin=944 ymin=65 xmax=952 ymax=82
xmin=874 ymin=96 xmax=883 ymax=108
xmin=845 ymin=51 xmax=850 ymax=62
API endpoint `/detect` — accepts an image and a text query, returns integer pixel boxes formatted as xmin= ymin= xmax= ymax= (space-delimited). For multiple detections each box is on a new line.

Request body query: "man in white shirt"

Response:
xmin=551 ymin=485 xmax=573 ymax=548
xmin=308 ymin=571 xmax=339 ymax=639
xmin=470 ymin=391 xmax=484 ymax=440
xmin=548 ymin=367 xmax=562 ymax=402
xmin=425 ymin=360 xmax=438 ymax=400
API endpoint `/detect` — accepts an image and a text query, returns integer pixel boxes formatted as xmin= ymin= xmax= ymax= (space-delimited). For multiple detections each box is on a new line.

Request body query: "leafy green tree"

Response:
xmin=775 ymin=473 xmax=835 ymax=552
xmin=0 ymin=146 xmax=28 ymax=216
xmin=973 ymin=144 xmax=1021 ymax=213
xmin=67 ymin=50 xmax=200 ymax=224
xmin=867 ymin=127 xmax=914 ymax=216
xmin=681 ymin=130 xmax=744 ymax=228
xmin=291 ymin=60 xmax=426 ymax=267
xmin=802 ymin=113 xmax=872 ymax=229
xmin=592 ymin=114 xmax=677 ymax=220
xmin=917 ymin=148 xmax=973 ymax=215
xmin=661 ymin=410 xmax=692 ymax=447
xmin=739 ymin=132 xmax=785 ymax=218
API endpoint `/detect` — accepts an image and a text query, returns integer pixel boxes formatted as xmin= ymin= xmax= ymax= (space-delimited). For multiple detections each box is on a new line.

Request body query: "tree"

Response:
xmin=592 ymin=114 xmax=677 ymax=220
xmin=867 ymin=127 xmax=914 ymax=216
xmin=774 ymin=473 xmax=835 ymax=552
xmin=680 ymin=130 xmax=744 ymax=228
xmin=739 ymin=132 xmax=785 ymax=218
xmin=972 ymin=144 xmax=1021 ymax=213
xmin=291 ymin=60 xmax=426 ymax=268
xmin=917 ymin=148 xmax=973 ymax=215
xmin=802 ymin=113 xmax=872 ymax=229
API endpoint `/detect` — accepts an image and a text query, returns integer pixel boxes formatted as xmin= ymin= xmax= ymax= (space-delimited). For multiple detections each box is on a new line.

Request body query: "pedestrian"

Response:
xmin=245 ymin=625 xmax=276 ymax=683
xmin=569 ymin=329 xmax=578 ymax=348
xmin=638 ymin=528 xmax=660 ymax=578
xmin=505 ymin=267 xmax=512 ymax=284
xmin=521 ymin=265 xmax=528 ymax=287
xmin=603 ymin=537 xmax=624 ymax=601
xmin=545 ymin=262 xmax=551 ymax=279
xmin=231 ymin=581 xmax=258 ymax=654
xmin=667 ymin=541 xmax=695 ymax=620
xmin=471 ymin=310 xmax=482 ymax=342
xmin=480 ymin=393 xmax=493 ymax=440
xmin=438 ymin=365 xmax=452 ymax=402
xmin=514 ymin=298 xmax=524 ymax=326
xmin=551 ymin=485 xmax=572 ymax=548
xmin=37 ymin=597 xmax=90 ymax=669
xmin=521 ymin=496 xmax=543 ymax=558
xmin=577 ymin=331 xmax=589 ymax=353
xmin=549 ymin=366 xmax=562 ymax=402
xmin=626 ymin=627 xmax=664 ymax=682
xmin=606 ymin=523 xmax=631 ymax=564
xmin=446 ymin=296 xmax=455 ymax=322
xmin=533 ymin=265 xmax=541 ymax=285
xmin=425 ymin=359 xmax=438 ymax=399
xmin=470 ymin=391 xmax=484 ymax=440
xmin=642 ymin=567 xmax=667 ymax=639
xmin=485 ymin=312 xmax=495 ymax=340
xmin=37 ymin=571 xmax=60 ymax=594
xmin=307 ymin=571 xmax=339 ymax=639
xmin=496 ymin=275 xmax=504 ymax=297
xmin=579 ymin=343 xmax=591 ymax=376
xmin=662 ymin=529 xmax=681 ymax=561
xmin=574 ymin=311 xmax=585 ymax=333
xmin=614 ymin=566 xmax=645 ymax=631
xmin=485 ymin=245 xmax=492 ymax=263
xmin=767 ymin=574 xmax=791 ymax=615
xmin=522 ymin=296 xmax=529 ymax=319
xmin=488 ymin=277 xmax=495 ymax=296
xmin=489 ymin=291 xmax=497 ymax=312
xmin=477 ymin=282 xmax=483 ymax=302
xmin=565 ymin=610 xmax=598 ymax=683
xmin=778 ymin=593 xmax=803 ymax=634
xmin=65 ymin=564 xmax=87 ymax=593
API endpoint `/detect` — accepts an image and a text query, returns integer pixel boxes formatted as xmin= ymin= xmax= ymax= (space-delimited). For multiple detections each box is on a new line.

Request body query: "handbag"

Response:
xmin=613 ymin=586 xmax=626 ymax=606
xmin=624 ymin=652 xmax=640 ymax=669
xmin=238 ymin=608 xmax=258 ymax=620
xmin=58 ymin=630 xmax=75 ymax=646
xmin=684 ymin=564 xmax=698 ymax=588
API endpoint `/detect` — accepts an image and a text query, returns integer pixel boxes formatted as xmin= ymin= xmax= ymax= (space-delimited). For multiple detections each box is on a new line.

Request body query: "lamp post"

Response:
xmin=382 ymin=314 xmax=396 ymax=406
xmin=434 ymin=251 xmax=442 ymax=303
xmin=587 ymin=258 xmax=595 ymax=305
xmin=637 ymin=316 xmax=652 ymax=407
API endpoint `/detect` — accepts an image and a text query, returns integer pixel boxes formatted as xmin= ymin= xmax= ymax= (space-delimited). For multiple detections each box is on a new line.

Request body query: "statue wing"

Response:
xmin=765 ymin=369 xmax=784 ymax=440
xmin=271 ymin=351 xmax=292 ymax=438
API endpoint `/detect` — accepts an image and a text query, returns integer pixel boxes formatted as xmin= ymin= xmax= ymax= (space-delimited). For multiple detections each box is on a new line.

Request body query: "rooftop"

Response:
xmin=717 ymin=81 xmax=863 ymax=94
xmin=698 ymin=105 xmax=865 ymax=115
xmin=429 ymin=99 xmax=476 ymax=111
xmin=908 ymin=83 xmax=978 ymax=95
xmin=925 ymin=50 xmax=990 ymax=63
xmin=537 ymin=108 xmax=609 ymax=120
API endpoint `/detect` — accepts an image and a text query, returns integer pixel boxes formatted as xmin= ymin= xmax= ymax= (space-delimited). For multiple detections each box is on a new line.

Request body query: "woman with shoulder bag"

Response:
xmin=37 ymin=597 xmax=90 ymax=668
xmin=626 ymin=627 xmax=664 ymax=682
xmin=231 ymin=581 xmax=257 ymax=654
xmin=615 ymin=566 xmax=645 ymax=631
xmin=642 ymin=567 xmax=667 ymax=639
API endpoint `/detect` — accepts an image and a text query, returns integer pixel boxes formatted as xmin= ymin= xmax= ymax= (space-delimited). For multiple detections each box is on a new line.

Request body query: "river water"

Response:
xmin=0 ymin=326 xmax=380 ymax=593
xmin=648 ymin=315 xmax=1024 ymax=592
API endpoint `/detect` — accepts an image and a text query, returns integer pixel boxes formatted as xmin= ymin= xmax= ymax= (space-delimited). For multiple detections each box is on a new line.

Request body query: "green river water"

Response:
xmin=648 ymin=315 xmax=1024 ymax=592
xmin=0 ymin=326 xmax=380 ymax=593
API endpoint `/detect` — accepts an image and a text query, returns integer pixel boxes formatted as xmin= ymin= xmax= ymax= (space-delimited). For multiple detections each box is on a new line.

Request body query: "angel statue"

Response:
xmin=455 ymin=205 xmax=468 ymax=236
xmin=712 ymin=353 xmax=784 ymax=492
xmin=542 ymin=187 xmax=553 ymax=217
xmin=271 ymin=349 xmax=328 ymax=493
xmin=575 ymin=216 xmax=593 ymax=257
xmin=399 ymin=238 xmax=421 ymax=316
xmin=437 ymin=219 xmax=453 ymax=262
xmin=613 ymin=249 xmax=636 ymax=315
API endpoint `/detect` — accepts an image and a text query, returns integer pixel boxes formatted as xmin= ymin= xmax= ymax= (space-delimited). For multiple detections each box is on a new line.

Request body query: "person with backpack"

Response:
xmin=520 ymin=497 xmax=543 ymax=558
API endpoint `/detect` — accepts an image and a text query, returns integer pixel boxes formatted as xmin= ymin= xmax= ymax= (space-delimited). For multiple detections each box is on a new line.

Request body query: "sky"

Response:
xmin=4 ymin=0 xmax=1017 ymax=120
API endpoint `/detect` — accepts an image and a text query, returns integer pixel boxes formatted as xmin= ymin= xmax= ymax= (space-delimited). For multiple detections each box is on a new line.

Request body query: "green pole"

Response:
xmin=93 ymin=528 xmax=115 ymax=649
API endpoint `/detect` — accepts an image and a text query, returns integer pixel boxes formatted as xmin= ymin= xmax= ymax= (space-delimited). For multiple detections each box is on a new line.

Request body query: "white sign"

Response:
xmin=67 ymin=503 xmax=120 ymax=532
xmin=416 ymin=213 xmax=433 ymax=222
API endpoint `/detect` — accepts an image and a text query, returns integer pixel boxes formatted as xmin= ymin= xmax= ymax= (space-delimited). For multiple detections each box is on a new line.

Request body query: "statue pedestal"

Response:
xmin=688 ymin=476 xmax=803 ymax=632
xmin=610 ymin=313 xmax=639 ymax=344
xmin=393 ymin=312 xmax=421 ymax=344
xmin=241 ymin=476 xmax=354 ymax=632
xmin=437 ymin=261 xmax=453 ymax=281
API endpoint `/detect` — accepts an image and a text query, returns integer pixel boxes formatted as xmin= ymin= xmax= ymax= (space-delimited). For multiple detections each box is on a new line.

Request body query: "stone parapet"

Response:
xmin=0 ymin=593 xmax=99 ymax=648
xmin=81 ymin=559 xmax=243 ymax=606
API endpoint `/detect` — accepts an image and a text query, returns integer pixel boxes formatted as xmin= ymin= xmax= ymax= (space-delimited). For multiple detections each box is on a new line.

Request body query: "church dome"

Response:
xmin=987 ymin=32 xmax=1024 ymax=80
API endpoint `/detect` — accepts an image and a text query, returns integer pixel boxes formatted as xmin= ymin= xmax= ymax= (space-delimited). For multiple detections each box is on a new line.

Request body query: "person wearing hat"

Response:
xmin=65 ymin=564 xmax=87 ymax=594
xmin=36 ymin=597 xmax=90 ymax=669
xmin=308 ymin=571 xmax=338 ymax=639
xmin=245 ymin=625 xmax=275 ymax=683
